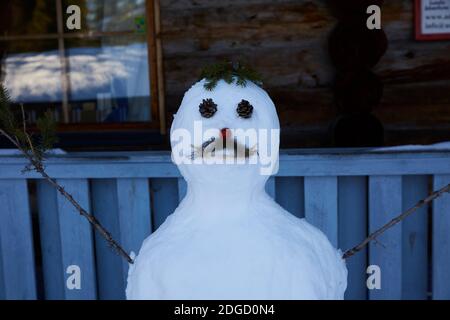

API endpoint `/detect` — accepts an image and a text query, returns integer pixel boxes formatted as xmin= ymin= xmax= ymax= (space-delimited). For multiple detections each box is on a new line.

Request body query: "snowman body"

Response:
xmin=126 ymin=80 xmax=347 ymax=299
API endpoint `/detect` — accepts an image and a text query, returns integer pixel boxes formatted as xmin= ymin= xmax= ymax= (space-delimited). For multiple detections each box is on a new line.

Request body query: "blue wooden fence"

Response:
xmin=0 ymin=148 xmax=449 ymax=300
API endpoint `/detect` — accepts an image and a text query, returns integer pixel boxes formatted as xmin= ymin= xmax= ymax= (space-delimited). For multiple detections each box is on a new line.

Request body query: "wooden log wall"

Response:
xmin=159 ymin=0 xmax=450 ymax=147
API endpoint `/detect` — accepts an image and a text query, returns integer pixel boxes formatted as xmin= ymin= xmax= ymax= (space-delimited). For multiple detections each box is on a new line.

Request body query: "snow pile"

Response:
xmin=372 ymin=141 xmax=450 ymax=152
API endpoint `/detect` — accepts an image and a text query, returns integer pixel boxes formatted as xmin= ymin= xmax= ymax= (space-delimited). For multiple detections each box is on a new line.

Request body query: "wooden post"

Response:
xmin=328 ymin=0 xmax=387 ymax=147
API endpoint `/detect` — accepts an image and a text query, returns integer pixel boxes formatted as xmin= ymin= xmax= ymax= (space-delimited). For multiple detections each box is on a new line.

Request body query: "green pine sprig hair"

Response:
xmin=200 ymin=61 xmax=263 ymax=91
xmin=0 ymin=83 xmax=58 ymax=162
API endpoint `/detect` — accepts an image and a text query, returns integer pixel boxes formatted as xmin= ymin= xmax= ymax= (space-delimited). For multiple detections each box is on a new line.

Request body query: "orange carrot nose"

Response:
xmin=220 ymin=128 xmax=231 ymax=139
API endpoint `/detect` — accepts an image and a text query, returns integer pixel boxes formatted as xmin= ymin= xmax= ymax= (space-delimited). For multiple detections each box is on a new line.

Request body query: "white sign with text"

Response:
xmin=420 ymin=0 xmax=450 ymax=34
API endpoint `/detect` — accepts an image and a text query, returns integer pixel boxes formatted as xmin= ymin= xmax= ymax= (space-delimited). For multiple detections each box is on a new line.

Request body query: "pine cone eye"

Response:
xmin=236 ymin=99 xmax=253 ymax=118
xmin=199 ymin=98 xmax=217 ymax=118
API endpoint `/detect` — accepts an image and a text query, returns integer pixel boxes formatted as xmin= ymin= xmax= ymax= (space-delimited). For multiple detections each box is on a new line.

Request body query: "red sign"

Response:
xmin=415 ymin=0 xmax=450 ymax=40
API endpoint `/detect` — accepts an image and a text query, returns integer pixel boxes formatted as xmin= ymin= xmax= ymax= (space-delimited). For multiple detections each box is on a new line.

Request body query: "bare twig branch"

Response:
xmin=0 ymin=128 xmax=134 ymax=264
xmin=21 ymin=104 xmax=26 ymax=132
xmin=20 ymin=104 xmax=36 ymax=158
xmin=373 ymin=238 xmax=386 ymax=249
xmin=343 ymin=182 xmax=450 ymax=259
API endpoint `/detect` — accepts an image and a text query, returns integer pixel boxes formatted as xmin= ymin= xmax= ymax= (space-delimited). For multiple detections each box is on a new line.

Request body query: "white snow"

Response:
xmin=126 ymin=79 xmax=347 ymax=300
xmin=372 ymin=141 xmax=450 ymax=152
xmin=0 ymin=148 xmax=67 ymax=155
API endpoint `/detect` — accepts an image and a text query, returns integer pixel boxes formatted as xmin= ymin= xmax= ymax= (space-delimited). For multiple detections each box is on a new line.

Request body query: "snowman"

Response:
xmin=126 ymin=63 xmax=347 ymax=299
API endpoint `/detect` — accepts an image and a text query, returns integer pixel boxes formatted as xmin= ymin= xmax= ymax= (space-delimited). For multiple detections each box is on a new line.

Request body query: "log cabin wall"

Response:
xmin=376 ymin=1 xmax=450 ymax=146
xmin=160 ymin=0 xmax=450 ymax=148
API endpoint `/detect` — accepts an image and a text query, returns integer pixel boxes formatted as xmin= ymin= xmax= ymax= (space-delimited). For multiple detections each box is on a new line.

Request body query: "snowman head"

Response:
xmin=171 ymin=66 xmax=280 ymax=187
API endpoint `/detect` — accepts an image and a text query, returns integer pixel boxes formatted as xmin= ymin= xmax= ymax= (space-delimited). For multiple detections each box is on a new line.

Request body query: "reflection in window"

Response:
xmin=1 ymin=40 xmax=63 ymax=123
xmin=0 ymin=0 xmax=151 ymax=124
xmin=64 ymin=0 xmax=147 ymax=32
xmin=66 ymin=36 xmax=150 ymax=123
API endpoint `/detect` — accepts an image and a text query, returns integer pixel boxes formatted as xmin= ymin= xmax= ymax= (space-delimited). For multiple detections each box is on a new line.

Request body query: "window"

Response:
xmin=0 ymin=0 xmax=162 ymax=141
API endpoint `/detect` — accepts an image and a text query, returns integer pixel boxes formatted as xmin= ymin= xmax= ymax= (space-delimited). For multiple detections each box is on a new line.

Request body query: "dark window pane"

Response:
xmin=0 ymin=1 xmax=152 ymax=125
xmin=66 ymin=35 xmax=151 ymax=123
xmin=0 ymin=0 xmax=57 ymax=36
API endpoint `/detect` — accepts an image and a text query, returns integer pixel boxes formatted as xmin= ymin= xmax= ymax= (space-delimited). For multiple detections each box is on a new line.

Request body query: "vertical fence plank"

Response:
xmin=0 ymin=179 xmax=37 ymax=299
xmin=151 ymin=178 xmax=179 ymax=230
xmin=36 ymin=180 xmax=64 ymax=299
xmin=402 ymin=175 xmax=429 ymax=300
xmin=91 ymin=179 xmax=123 ymax=300
xmin=56 ymin=179 xmax=96 ymax=299
xmin=116 ymin=178 xmax=152 ymax=288
xmin=0 ymin=243 xmax=4 ymax=299
xmin=265 ymin=177 xmax=276 ymax=199
xmin=369 ymin=175 xmax=402 ymax=300
xmin=338 ymin=176 xmax=368 ymax=300
xmin=304 ymin=176 xmax=338 ymax=247
xmin=432 ymin=175 xmax=450 ymax=299
xmin=275 ymin=177 xmax=304 ymax=218
xmin=178 ymin=178 xmax=187 ymax=202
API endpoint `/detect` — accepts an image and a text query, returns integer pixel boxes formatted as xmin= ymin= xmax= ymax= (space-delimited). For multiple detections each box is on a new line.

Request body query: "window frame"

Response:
xmin=0 ymin=0 xmax=163 ymax=135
